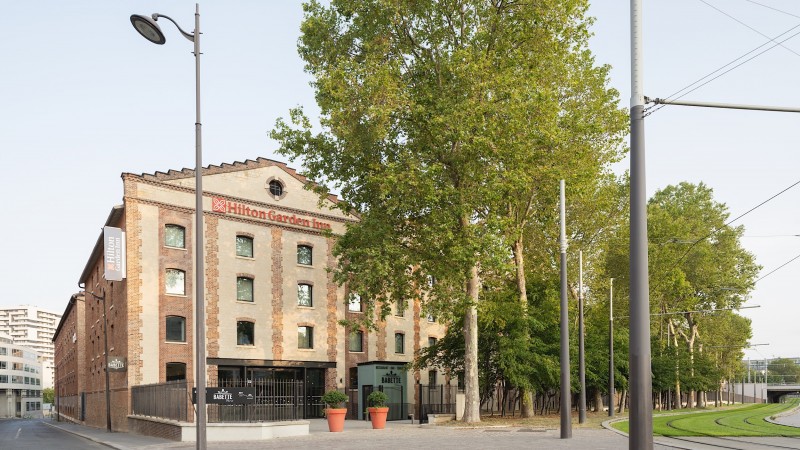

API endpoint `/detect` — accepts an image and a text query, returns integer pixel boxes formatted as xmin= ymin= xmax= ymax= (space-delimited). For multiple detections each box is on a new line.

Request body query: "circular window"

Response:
xmin=268 ymin=179 xmax=284 ymax=198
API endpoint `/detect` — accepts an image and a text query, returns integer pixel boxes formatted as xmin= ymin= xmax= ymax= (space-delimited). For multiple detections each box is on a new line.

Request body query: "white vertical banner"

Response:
xmin=104 ymin=226 xmax=126 ymax=281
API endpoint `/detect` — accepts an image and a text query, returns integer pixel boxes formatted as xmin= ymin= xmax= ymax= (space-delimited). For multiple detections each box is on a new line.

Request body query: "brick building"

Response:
xmin=52 ymin=293 xmax=85 ymax=421
xmin=53 ymin=157 xmax=445 ymax=431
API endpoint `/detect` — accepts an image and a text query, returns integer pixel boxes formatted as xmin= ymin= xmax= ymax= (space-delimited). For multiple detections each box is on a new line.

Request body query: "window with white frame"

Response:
xmin=165 ymin=316 xmax=186 ymax=342
xmin=297 ymin=245 xmax=312 ymax=265
xmin=236 ymin=235 xmax=254 ymax=258
xmin=349 ymin=330 xmax=364 ymax=352
xmin=165 ymin=224 xmax=185 ymax=248
xmin=298 ymin=283 xmax=312 ymax=307
xmin=237 ymin=277 xmax=254 ymax=302
xmin=298 ymin=326 xmax=314 ymax=349
xmin=348 ymin=293 xmax=362 ymax=312
xmin=394 ymin=333 xmax=405 ymax=354
xmin=165 ymin=269 xmax=185 ymax=295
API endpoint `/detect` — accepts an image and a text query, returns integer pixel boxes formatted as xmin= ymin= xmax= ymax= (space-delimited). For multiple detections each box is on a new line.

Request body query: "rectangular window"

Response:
xmin=236 ymin=277 xmax=254 ymax=302
xmin=394 ymin=333 xmax=405 ymax=354
xmin=0 ymin=376 xmax=6 ymax=383
xmin=166 ymin=362 xmax=187 ymax=381
xmin=348 ymin=330 xmax=363 ymax=352
xmin=13 ymin=362 xmax=23 ymax=371
xmin=348 ymin=293 xmax=362 ymax=312
xmin=165 ymin=224 xmax=185 ymax=248
xmin=236 ymin=236 xmax=254 ymax=258
xmin=428 ymin=337 xmax=437 ymax=347
xmin=428 ymin=370 xmax=437 ymax=386
xmin=165 ymin=269 xmax=186 ymax=295
xmin=427 ymin=314 xmax=436 ymax=323
xmin=237 ymin=321 xmax=254 ymax=346
xmin=298 ymin=284 xmax=312 ymax=307
xmin=165 ymin=316 xmax=186 ymax=342
xmin=297 ymin=245 xmax=312 ymax=265
xmin=0 ymin=347 xmax=6 ymax=356
xmin=395 ymin=299 xmax=404 ymax=317
xmin=298 ymin=326 xmax=313 ymax=349
xmin=0 ymin=362 xmax=5 ymax=370
xmin=12 ymin=349 xmax=22 ymax=358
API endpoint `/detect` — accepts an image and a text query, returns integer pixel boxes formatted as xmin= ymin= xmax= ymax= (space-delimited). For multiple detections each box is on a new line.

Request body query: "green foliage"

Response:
xmin=767 ymin=358 xmax=800 ymax=384
xmin=42 ymin=387 xmax=54 ymax=404
xmin=367 ymin=390 xmax=389 ymax=408
xmin=321 ymin=390 xmax=347 ymax=409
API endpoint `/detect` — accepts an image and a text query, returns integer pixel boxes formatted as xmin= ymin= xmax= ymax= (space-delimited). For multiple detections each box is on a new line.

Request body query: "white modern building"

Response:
xmin=0 ymin=306 xmax=61 ymax=389
xmin=0 ymin=333 xmax=44 ymax=418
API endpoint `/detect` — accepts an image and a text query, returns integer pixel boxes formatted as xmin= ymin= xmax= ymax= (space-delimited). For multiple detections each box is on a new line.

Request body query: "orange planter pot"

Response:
xmin=368 ymin=407 xmax=389 ymax=429
xmin=326 ymin=408 xmax=347 ymax=432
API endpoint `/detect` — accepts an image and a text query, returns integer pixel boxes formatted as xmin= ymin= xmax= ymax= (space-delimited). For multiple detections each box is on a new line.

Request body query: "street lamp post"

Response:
xmin=578 ymin=251 xmax=586 ymax=424
xmin=630 ymin=0 xmax=653 ymax=446
xmin=130 ymin=6 xmax=206 ymax=449
xmin=609 ymin=278 xmax=615 ymax=418
xmin=558 ymin=180 xmax=571 ymax=439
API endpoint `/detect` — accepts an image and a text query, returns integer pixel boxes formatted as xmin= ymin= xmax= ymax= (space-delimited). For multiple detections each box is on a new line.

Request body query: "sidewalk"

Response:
xmin=43 ymin=416 xmax=634 ymax=450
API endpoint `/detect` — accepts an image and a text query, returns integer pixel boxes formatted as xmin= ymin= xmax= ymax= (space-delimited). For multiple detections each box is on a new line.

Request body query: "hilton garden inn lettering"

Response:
xmin=212 ymin=197 xmax=331 ymax=230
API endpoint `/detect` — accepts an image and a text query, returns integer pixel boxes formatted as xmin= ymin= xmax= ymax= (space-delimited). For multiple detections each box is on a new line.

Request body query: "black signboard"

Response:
xmin=192 ymin=387 xmax=256 ymax=405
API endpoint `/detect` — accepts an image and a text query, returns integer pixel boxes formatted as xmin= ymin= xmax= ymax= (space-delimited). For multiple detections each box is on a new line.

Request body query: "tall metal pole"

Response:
xmin=578 ymin=251 xmax=586 ymax=424
xmin=609 ymin=278 xmax=615 ymax=417
xmin=630 ymin=0 xmax=653 ymax=447
xmin=193 ymin=4 xmax=207 ymax=449
xmin=559 ymin=180 xmax=572 ymax=439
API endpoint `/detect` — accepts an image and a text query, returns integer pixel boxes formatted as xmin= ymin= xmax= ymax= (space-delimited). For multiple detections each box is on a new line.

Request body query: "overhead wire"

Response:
xmin=658 ymin=178 xmax=800 ymax=283
xmin=645 ymin=1 xmax=800 ymax=116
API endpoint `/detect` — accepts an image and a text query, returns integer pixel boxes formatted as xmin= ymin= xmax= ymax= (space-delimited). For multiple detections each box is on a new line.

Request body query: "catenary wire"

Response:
xmin=700 ymin=0 xmax=800 ymax=59
xmin=662 ymin=178 xmax=800 ymax=277
xmin=645 ymin=25 xmax=800 ymax=116
xmin=755 ymin=253 xmax=800 ymax=283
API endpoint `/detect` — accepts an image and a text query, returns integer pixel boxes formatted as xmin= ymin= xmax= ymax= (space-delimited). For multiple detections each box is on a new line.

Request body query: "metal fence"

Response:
xmin=131 ymin=380 xmax=188 ymax=421
xmin=418 ymin=384 xmax=458 ymax=423
xmin=207 ymin=379 xmax=312 ymax=423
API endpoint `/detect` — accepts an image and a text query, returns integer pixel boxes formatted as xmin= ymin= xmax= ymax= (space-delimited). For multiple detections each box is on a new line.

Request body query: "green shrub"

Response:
xmin=321 ymin=390 xmax=347 ymax=409
xmin=367 ymin=390 xmax=389 ymax=407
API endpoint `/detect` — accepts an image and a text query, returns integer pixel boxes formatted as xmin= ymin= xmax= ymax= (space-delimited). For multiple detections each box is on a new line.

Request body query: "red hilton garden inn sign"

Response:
xmin=212 ymin=197 xmax=332 ymax=230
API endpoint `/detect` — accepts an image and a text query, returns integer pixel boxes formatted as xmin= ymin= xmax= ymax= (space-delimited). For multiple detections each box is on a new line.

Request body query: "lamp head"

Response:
xmin=130 ymin=14 xmax=166 ymax=45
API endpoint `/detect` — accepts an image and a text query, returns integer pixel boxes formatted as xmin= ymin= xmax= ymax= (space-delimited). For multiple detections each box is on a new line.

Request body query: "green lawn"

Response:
xmin=612 ymin=400 xmax=800 ymax=437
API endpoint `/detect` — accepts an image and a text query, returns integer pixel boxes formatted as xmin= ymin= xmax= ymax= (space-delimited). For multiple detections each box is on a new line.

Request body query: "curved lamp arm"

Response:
xmin=153 ymin=13 xmax=195 ymax=42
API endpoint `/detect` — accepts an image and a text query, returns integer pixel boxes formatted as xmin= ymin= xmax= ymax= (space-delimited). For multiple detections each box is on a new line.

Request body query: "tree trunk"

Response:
xmin=512 ymin=237 xmax=535 ymax=418
xmin=461 ymin=262 xmax=481 ymax=423
xmin=594 ymin=389 xmax=603 ymax=412
xmin=617 ymin=390 xmax=626 ymax=414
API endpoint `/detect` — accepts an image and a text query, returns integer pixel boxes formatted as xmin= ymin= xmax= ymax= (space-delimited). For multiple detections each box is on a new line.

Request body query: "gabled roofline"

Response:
xmin=53 ymin=292 xmax=84 ymax=343
xmin=123 ymin=156 xmax=342 ymax=206
xmin=78 ymin=205 xmax=124 ymax=286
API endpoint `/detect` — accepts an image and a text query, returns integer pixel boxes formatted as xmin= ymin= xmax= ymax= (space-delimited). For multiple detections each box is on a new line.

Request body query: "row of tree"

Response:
xmin=271 ymin=1 xmax=761 ymax=421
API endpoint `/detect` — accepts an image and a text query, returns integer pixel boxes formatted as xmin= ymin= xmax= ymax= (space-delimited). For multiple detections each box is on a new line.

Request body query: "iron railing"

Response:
xmin=131 ymin=380 xmax=188 ymax=421
xmin=207 ymin=379 xmax=313 ymax=423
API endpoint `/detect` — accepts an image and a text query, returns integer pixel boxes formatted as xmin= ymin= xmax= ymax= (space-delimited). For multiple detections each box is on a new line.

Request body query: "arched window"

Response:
xmin=165 ymin=269 xmax=185 ymax=295
xmin=165 ymin=316 xmax=186 ymax=342
xmin=237 ymin=277 xmax=254 ymax=302
xmin=236 ymin=235 xmax=254 ymax=258
xmin=297 ymin=245 xmax=312 ymax=265
xmin=165 ymin=224 xmax=185 ymax=248
xmin=237 ymin=321 xmax=254 ymax=346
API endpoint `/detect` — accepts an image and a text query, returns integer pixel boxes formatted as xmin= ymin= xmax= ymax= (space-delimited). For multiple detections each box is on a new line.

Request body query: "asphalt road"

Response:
xmin=0 ymin=418 xmax=107 ymax=450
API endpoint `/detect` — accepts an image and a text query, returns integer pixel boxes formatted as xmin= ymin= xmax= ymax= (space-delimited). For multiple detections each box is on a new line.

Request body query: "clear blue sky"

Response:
xmin=1 ymin=1 xmax=797 ymax=361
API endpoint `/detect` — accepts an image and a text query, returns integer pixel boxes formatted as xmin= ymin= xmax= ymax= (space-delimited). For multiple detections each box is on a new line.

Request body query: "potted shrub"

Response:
xmin=321 ymin=390 xmax=348 ymax=432
xmin=367 ymin=390 xmax=390 ymax=429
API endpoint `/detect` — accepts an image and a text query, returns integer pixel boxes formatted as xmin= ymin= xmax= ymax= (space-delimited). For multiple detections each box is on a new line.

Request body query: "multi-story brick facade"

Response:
xmin=53 ymin=157 xmax=445 ymax=432
xmin=52 ymin=293 xmax=85 ymax=421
